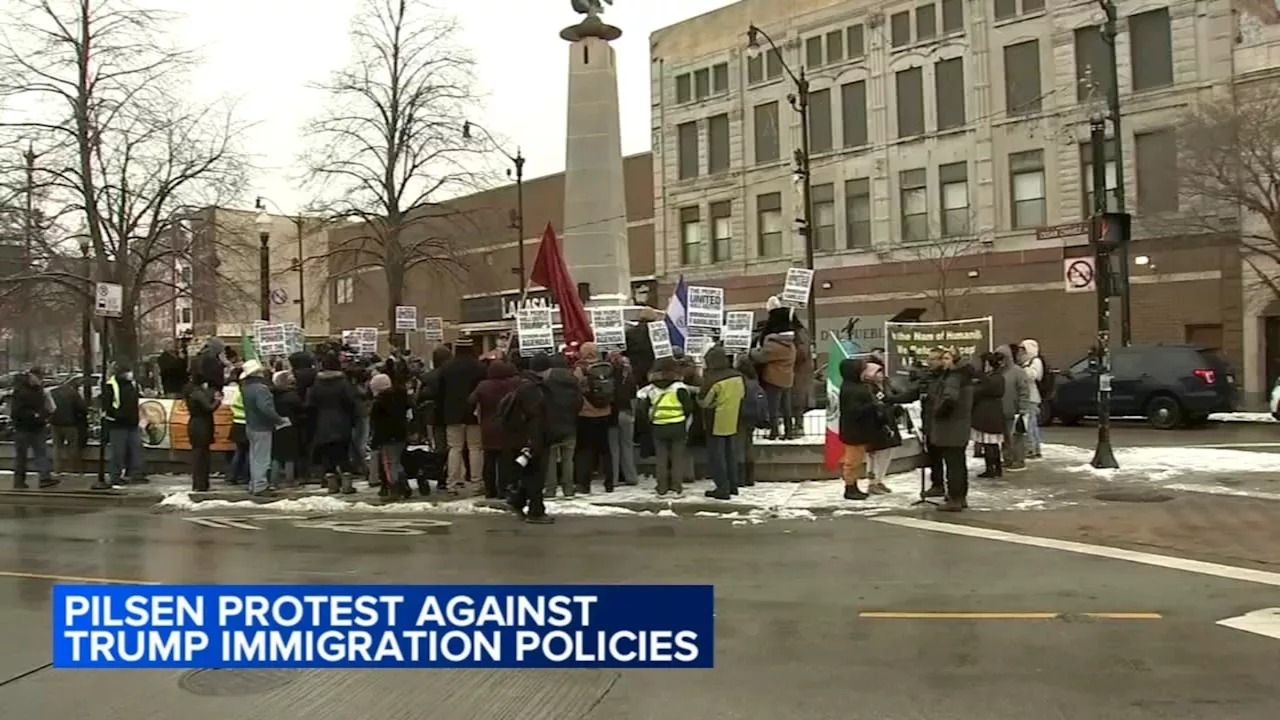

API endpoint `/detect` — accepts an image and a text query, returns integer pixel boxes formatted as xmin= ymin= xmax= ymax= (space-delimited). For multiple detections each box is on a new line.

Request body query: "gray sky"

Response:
xmin=177 ymin=0 xmax=737 ymax=212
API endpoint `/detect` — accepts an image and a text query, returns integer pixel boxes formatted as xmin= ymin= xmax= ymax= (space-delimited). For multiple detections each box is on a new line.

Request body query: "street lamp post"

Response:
xmin=256 ymin=198 xmax=307 ymax=330
xmin=1088 ymin=115 xmax=1120 ymax=470
xmin=255 ymin=211 xmax=272 ymax=322
xmin=747 ymin=26 xmax=817 ymax=352
xmin=1097 ymin=0 xmax=1132 ymax=346
xmin=462 ymin=121 xmax=526 ymax=298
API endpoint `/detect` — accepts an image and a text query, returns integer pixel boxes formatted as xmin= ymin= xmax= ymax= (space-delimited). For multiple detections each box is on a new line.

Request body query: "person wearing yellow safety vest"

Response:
xmin=223 ymin=368 xmax=249 ymax=485
xmin=634 ymin=358 xmax=696 ymax=497
xmin=100 ymin=362 xmax=144 ymax=487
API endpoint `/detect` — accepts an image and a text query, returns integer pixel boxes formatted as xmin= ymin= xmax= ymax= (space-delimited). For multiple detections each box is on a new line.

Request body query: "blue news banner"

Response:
xmin=53 ymin=585 xmax=714 ymax=669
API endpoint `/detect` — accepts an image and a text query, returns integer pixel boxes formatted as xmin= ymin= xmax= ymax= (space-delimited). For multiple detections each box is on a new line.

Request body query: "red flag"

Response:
xmin=529 ymin=222 xmax=593 ymax=346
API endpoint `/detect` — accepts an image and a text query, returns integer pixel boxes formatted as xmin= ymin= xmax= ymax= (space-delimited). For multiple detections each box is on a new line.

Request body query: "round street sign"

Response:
xmin=1065 ymin=258 xmax=1095 ymax=292
xmin=270 ymin=288 xmax=289 ymax=305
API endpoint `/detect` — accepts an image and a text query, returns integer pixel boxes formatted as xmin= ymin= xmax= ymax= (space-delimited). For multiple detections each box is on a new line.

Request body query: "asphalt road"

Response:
xmin=1047 ymin=421 xmax=1280 ymax=450
xmin=0 ymin=506 xmax=1276 ymax=718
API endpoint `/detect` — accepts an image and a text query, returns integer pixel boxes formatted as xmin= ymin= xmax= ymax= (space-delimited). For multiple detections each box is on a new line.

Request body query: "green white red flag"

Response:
xmin=824 ymin=334 xmax=848 ymax=471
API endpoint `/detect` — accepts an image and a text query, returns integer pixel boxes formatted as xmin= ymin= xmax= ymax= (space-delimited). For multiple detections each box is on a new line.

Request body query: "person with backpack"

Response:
xmin=469 ymin=359 xmax=519 ymax=499
xmin=542 ymin=354 xmax=583 ymax=497
xmin=636 ymin=357 xmax=695 ymax=496
xmin=1019 ymin=338 xmax=1048 ymax=459
xmin=499 ymin=353 xmax=555 ymax=524
xmin=11 ymin=367 xmax=57 ymax=489
xmin=734 ymin=356 xmax=766 ymax=488
xmin=699 ymin=346 xmax=745 ymax=500
xmin=573 ymin=341 xmax=615 ymax=493
xmin=607 ymin=351 xmax=639 ymax=487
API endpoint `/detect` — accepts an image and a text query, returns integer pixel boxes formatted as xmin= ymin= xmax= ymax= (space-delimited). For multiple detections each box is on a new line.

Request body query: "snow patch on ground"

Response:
xmin=1209 ymin=412 xmax=1276 ymax=423
xmin=1043 ymin=442 xmax=1280 ymax=480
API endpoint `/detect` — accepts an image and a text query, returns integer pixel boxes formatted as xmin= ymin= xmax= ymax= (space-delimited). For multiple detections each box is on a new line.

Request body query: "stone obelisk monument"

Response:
xmin=560 ymin=0 xmax=631 ymax=304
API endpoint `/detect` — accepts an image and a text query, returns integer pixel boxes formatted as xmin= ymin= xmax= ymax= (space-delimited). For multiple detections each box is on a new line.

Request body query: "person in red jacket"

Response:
xmin=469 ymin=360 xmax=519 ymax=499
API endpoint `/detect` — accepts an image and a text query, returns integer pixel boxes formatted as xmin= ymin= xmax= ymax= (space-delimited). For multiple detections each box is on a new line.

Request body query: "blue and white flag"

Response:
xmin=665 ymin=276 xmax=688 ymax=349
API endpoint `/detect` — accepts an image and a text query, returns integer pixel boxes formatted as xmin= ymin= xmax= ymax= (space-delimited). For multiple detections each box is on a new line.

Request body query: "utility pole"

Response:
xmin=1098 ymin=0 xmax=1132 ymax=346
xmin=22 ymin=144 xmax=35 ymax=367
xmin=1089 ymin=115 xmax=1121 ymax=470
xmin=293 ymin=215 xmax=306 ymax=331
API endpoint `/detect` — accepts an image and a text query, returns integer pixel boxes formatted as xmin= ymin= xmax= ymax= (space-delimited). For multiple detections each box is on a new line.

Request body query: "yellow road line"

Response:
xmin=1082 ymin=612 xmax=1163 ymax=619
xmin=0 ymin=570 xmax=157 ymax=585
xmin=860 ymin=611 xmax=1163 ymax=620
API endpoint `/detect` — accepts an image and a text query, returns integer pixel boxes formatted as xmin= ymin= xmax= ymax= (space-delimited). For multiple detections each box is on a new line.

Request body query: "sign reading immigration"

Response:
xmin=883 ymin=317 xmax=993 ymax=377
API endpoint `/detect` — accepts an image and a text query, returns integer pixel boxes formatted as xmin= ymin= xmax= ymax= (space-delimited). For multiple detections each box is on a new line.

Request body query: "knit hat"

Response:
xmin=766 ymin=295 xmax=783 ymax=311
xmin=369 ymin=373 xmax=392 ymax=395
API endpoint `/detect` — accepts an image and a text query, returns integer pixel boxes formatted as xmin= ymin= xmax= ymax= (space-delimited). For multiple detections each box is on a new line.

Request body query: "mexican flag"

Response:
xmin=824 ymin=334 xmax=850 ymax=471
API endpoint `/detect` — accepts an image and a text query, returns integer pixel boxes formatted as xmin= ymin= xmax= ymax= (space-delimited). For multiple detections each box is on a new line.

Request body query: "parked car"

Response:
xmin=1049 ymin=345 xmax=1236 ymax=429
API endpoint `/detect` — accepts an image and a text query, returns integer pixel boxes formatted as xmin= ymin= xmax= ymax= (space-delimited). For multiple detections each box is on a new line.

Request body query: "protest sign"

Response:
xmin=354 ymin=327 xmax=379 ymax=354
xmin=590 ymin=306 xmax=626 ymax=351
xmin=685 ymin=286 xmax=724 ymax=329
xmin=394 ymin=305 xmax=418 ymax=333
xmin=685 ymin=335 xmax=713 ymax=366
xmin=422 ymin=316 xmax=444 ymax=343
xmin=516 ymin=307 xmax=554 ymax=355
xmin=722 ymin=311 xmax=753 ymax=351
xmin=341 ymin=330 xmax=358 ymax=348
xmin=254 ymin=324 xmax=286 ymax=357
xmin=883 ymin=317 xmax=993 ymax=377
xmin=648 ymin=322 xmax=673 ymax=359
xmin=781 ymin=268 xmax=814 ymax=308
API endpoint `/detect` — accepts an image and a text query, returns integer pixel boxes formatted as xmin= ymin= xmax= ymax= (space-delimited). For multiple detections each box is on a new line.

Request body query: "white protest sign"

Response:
xmin=422 ymin=316 xmax=444 ymax=342
xmin=781 ymin=268 xmax=815 ymax=308
xmin=723 ymin=311 xmax=754 ymax=352
xmin=355 ymin=327 xmax=379 ymax=354
xmin=341 ymin=330 xmax=358 ymax=348
xmin=685 ymin=335 xmax=713 ymax=366
xmin=590 ymin=306 xmax=626 ymax=352
xmin=93 ymin=282 xmax=123 ymax=318
xmin=394 ymin=305 xmax=418 ymax=332
xmin=648 ymin=321 xmax=673 ymax=359
xmin=516 ymin=307 xmax=554 ymax=355
xmin=255 ymin=324 xmax=287 ymax=357
xmin=685 ymin=285 xmax=724 ymax=329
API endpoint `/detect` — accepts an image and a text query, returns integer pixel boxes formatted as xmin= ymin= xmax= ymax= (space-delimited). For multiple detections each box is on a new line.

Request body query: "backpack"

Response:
xmin=583 ymin=361 xmax=615 ymax=408
xmin=1032 ymin=355 xmax=1054 ymax=401
xmin=740 ymin=379 xmax=768 ymax=430
xmin=497 ymin=385 xmax=531 ymax=438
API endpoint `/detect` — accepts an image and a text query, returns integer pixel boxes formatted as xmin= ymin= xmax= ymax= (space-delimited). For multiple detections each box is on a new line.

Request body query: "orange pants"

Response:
xmin=841 ymin=443 xmax=866 ymax=486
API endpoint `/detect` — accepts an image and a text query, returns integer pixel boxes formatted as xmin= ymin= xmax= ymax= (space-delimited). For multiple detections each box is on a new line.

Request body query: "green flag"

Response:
xmin=240 ymin=330 xmax=258 ymax=362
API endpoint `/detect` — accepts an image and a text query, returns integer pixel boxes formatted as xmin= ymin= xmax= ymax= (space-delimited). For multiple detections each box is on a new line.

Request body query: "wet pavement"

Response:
xmin=0 ymin=506 xmax=1276 ymax=717
xmin=1046 ymin=421 xmax=1280 ymax=450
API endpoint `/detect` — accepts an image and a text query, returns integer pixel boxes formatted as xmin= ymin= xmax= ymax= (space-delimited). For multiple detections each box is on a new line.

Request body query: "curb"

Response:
xmin=0 ymin=489 xmax=164 ymax=509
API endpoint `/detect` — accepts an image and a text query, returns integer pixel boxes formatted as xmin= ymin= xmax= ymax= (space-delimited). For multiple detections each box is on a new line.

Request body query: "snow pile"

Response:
xmin=1209 ymin=412 xmax=1276 ymax=424
xmin=158 ymin=492 xmax=508 ymax=515
xmin=1044 ymin=442 xmax=1280 ymax=480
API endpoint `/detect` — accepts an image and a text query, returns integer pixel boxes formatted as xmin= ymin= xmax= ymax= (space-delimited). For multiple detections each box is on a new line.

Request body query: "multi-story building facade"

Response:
xmin=650 ymin=0 xmax=1272 ymax=399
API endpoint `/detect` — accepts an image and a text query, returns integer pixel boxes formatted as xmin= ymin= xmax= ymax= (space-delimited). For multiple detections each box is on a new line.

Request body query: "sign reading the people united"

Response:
xmin=883 ymin=317 xmax=993 ymax=377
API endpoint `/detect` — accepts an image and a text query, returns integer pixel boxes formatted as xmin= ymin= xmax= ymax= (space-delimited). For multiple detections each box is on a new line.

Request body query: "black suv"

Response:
xmin=1050 ymin=345 xmax=1236 ymax=429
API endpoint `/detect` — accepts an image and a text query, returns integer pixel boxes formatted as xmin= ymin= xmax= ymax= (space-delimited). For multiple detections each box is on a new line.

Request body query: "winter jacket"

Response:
xmin=612 ymin=355 xmax=638 ymax=415
xmin=271 ymin=386 xmax=303 ymax=462
xmin=573 ymin=342 xmax=613 ymax=418
xmin=10 ymin=377 xmax=51 ymax=432
xmin=197 ymin=338 xmax=227 ymax=390
xmin=101 ymin=374 xmax=140 ymax=428
xmin=542 ymin=367 xmax=584 ymax=443
xmin=890 ymin=364 xmax=975 ymax=447
xmin=50 ymin=383 xmax=88 ymax=428
xmin=760 ymin=333 xmax=798 ymax=388
xmin=970 ymin=370 xmax=1006 ymax=435
xmin=699 ymin=347 xmax=744 ymax=437
xmin=637 ymin=371 xmax=695 ymax=443
xmin=306 ymin=370 xmax=356 ymax=446
xmin=369 ymin=387 xmax=410 ymax=448
xmin=469 ymin=361 xmax=519 ymax=450
xmin=997 ymin=344 xmax=1032 ymax=417
xmin=791 ymin=327 xmax=814 ymax=409
xmin=623 ymin=308 xmax=663 ymax=384
xmin=838 ymin=359 xmax=878 ymax=446
xmin=1022 ymin=338 xmax=1045 ymax=405
xmin=184 ymin=383 xmax=219 ymax=448
xmin=506 ymin=370 xmax=551 ymax=451
xmin=437 ymin=352 xmax=486 ymax=425
xmin=351 ymin=375 xmax=373 ymax=419
xmin=241 ymin=375 xmax=284 ymax=433
xmin=157 ymin=350 xmax=188 ymax=396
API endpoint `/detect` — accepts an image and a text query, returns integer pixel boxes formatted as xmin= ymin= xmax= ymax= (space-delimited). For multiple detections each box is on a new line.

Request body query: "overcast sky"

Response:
xmin=176 ymin=0 xmax=737 ymax=213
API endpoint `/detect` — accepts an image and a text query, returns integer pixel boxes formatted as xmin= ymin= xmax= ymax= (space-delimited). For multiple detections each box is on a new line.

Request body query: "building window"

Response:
xmin=753 ymin=102 xmax=780 ymax=164
xmin=1010 ymin=150 xmax=1046 ymax=229
xmin=848 ymin=25 xmax=865 ymax=57
xmin=179 ymin=306 xmax=192 ymax=324
xmin=917 ymin=4 xmax=937 ymax=41
xmin=757 ymin=193 xmax=783 ymax=257
xmin=680 ymin=206 xmax=701 ymax=266
xmin=1080 ymin=139 xmax=1118 ymax=215
xmin=806 ymin=36 xmax=824 ymax=68
xmin=708 ymin=114 xmax=730 ymax=174
xmin=766 ymin=48 xmax=784 ymax=80
xmin=1075 ymin=26 xmax=1112 ymax=102
xmin=334 ymin=276 xmax=354 ymax=305
xmin=940 ymin=162 xmax=969 ymax=236
xmin=677 ymin=121 xmax=698 ymax=180
xmin=711 ymin=201 xmax=732 ymax=262
xmin=1004 ymin=40 xmax=1041 ymax=116
xmin=712 ymin=62 xmax=729 ymax=94
xmin=180 ymin=265 xmax=192 ymax=285
xmin=826 ymin=30 xmax=844 ymax=64
xmin=675 ymin=73 xmax=691 ymax=104
xmin=841 ymin=80 xmax=867 ymax=147
xmin=996 ymin=0 xmax=1043 ymax=19
xmin=1136 ymin=129 xmax=1179 ymax=212
xmin=1130 ymin=8 xmax=1173 ymax=91
xmin=694 ymin=68 xmax=710 ymax=100
xmin=812 ymin=183 xmax=836 ymax=251
xmin=808 ymin=88 xmax=833 ymax=153
xmin=896 ymin=67 xmax=924 ymax=138
xmin=935 ymin=57 xmax=965 ymax=131
xmin=747 ymin=55 xmax=763 ymax=85
xmin=845 ymin=178 xmax=872 ymax=249
xmin=891 ymin=12 xmax=911 ymax=47
xmin=942 ymin=0 xmax=964 ymax=32
xmin=901 ymin=169 xmax=929 ymax=242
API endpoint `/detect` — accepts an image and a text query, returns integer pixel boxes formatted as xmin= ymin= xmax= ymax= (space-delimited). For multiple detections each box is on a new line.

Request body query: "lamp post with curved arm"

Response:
xmin=463 ymin=121 xmax=527 ymax=299
xmin=254 ymin=197 xmax=308 ymax=330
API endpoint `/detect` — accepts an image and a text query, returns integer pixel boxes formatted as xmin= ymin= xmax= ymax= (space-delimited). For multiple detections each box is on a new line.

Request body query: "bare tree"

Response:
xmin=0 ymin=0 xmax=250 ymax=364
xmin=304 ymin=0 xmax=481 ymax=342
xmin=908 ymin=221 xmax=982 ymax=321
xmin=1174 ymin=81 xmax=1280 ymax=302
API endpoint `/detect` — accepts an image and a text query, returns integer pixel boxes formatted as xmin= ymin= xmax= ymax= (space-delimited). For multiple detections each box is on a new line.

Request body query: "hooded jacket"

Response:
xmin=761 ymin=333 xmax=798 ymax=388
xmin=791 ymin=326 xmax=814 ymax=405
xmin=50 ymin=382 xmax=88 ymax=428
xmin=838 ymin=359 xmax=900 ymax=449
xmin=197 ymin=338 xmax=227 ymax=390
xmin=699 ymin=346 xmax=744 ymax=436
xmin=10 ymin=374 xmax=51 ymax=432
xmin=574 ymin=342 xmax=613 ymax=418
xmin=369 ymin=384 xmax=410 ymax=449
xmin=271 ymin=373 xmax=303 ymax=462
xmin=241 ymin=373 xmax=284 ymax=433
xmin=469 ymin=360 xmax=519 ymax=450
xmin=637 ymin=359 xmax=696 ymax=441
xmin=1021 ymin=338 xmax=1045 ymax=405
xmin=183 ymin=381 xmax=219 ymax=448
xmin=306 ymin=369 xmax=356 ymax=446
xmin=889 ymin=361 xmax=975 ymax=447
xmin=438 ymin=348 xmax=486 ymax=425
xmin=542 ymin=366 xmax=584 ymax=443
xmin=416 ymin=346 xmax=453 ymax=427
xmin=997 ymin=344 xmax=1031 ymax=417
xmin=970 ymin=357 xmax=1007 ymax=436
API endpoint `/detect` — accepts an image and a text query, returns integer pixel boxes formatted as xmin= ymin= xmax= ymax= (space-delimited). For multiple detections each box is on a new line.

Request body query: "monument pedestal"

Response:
xmin=560 ymin=16 xmax=631 ymax=301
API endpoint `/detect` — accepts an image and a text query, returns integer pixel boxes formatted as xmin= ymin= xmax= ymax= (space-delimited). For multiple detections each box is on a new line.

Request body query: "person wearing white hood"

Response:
xmin=1018 ymin=338 xmax=1045 ymax=459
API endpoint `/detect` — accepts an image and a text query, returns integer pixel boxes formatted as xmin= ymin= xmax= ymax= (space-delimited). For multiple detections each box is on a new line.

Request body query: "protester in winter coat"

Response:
xmin=971 ymin=353 xmax=1008 ymax=479
xmin=837 ymin=358 xmax=877 ymax=500
xmin=11 ymin=368 xmax=56 ymax=489
xmin=348 ymin=364 xmax=374 ymax=483
xmin=542 ymin=354 xmax=584 ymax=497
xmin=503 ymin=354 xmax=555 ymax=523
xmin=270 ymin=371 xmax=303 ymax=488
xmin=756 ymin=332 xmax=798 ymax=439
xmin=636 ymin=358 xmax=696 ymax=496
xmin=469 ymin=360 xmax=519 ymax=499
xmin=573 ymin=342 xmax=615 ymax=493
xmin=1019 ymin=338 xmax=1046 ymax=459
xmin=698 ymin=346 xmax=745 ymax=499
xmin=734 ymin=357 xmax=765 ymax=488
xmin=417 ymin=346 xmax=453 ymax=453
xmin=438 ymin=340 xmax=486 ymax=490
xmin=841 ymin=358 xmax=902 ymax=498
xmin=624 ymin=306 xmax=664 ymax=386
xmin=240 ymin=360 xmax=284 ymax=496
xmin=608 ymin=352 xmax=639 ymax=487
xmin=306 ymin=353 xmax=358 ymax=494
xmin=288 ymin=351 xmax=317 ymax=481
xmin=196 ymin=337 xmax=229 ymax=391
xmin=183 ymin=377 xmax=220 ymax=492
xmin=997 ymin=344 xmax=1030 ymax=471
xmin=888 ymin=348 xmax=975 ymax=511
xmin=790 ymin=325 xmax=814 ymax=436
xmin=369 ymin=372 xmax=412 ymax=500
xmin=102 ymin=363 xmax=144 ymax=486
xmin=50 ymin=379 xmax=88 ymax=478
